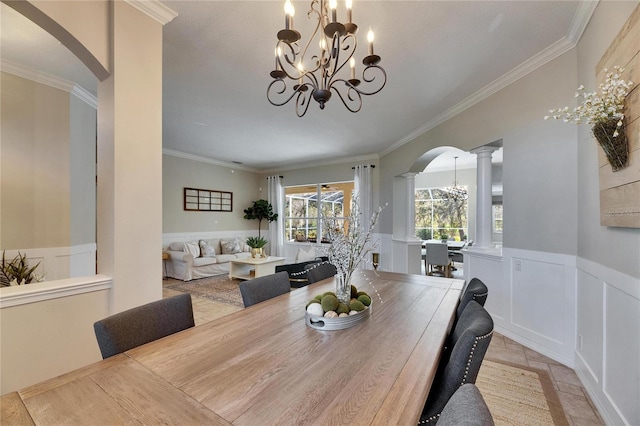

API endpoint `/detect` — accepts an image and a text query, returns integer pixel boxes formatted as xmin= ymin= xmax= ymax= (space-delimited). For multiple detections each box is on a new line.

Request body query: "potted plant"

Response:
xmin=244 ymin=199 xmax=278 ymax=255
xmin=1 ymin=251 xmax=43 ymax=287
xmin=246 ymin=236 xmax=268 ymax=258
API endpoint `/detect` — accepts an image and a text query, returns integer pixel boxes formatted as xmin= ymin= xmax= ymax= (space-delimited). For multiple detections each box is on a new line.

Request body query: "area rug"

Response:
xmin=165 ymin=276 xmax=244 ymax=307
xmin=476 ymin=359 xmax=569 ymax=426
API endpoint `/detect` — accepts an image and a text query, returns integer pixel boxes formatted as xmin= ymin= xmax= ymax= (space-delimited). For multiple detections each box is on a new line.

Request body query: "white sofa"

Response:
xmin=164 ymin=237 xmax=252 ymax=281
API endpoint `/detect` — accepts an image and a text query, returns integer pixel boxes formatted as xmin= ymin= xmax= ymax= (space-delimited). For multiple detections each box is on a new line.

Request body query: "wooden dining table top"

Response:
xmin=4 ymin=270 xmax=463 ymax=426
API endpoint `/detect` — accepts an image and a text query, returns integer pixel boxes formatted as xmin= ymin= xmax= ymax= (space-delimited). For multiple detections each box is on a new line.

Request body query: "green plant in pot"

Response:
xmin=244 ymin=199 xmax=278 ymax=256
xmin=1 ymin=251 xmax=43 ymax=287
xmin=246 ymin=236 xmax=268 ymax=258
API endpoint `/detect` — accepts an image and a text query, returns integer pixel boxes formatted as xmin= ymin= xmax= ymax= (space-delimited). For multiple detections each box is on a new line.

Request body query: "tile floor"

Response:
xmin=164 ymin=277 xmax=605 ymax=426
xmin=486 ymin=334 xmax=605 ymax=426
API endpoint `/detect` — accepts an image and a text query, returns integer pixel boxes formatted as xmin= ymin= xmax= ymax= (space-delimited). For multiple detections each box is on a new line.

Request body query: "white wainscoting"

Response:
xmin=465 ymin=247 xmax=577 ymax=367
xmin=2 ymin=244 xmax=96 ymax=282
xmin=575 ymin=257 xmax=639 ymax=426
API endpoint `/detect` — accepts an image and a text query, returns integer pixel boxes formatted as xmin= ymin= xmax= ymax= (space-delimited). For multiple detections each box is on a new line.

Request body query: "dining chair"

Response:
xmin=425 ymin=242 xmax=452 ymax=278
xmin=93 ymin=293 xmax=195 ymax=359
xmin=419 ymin=301 xmax=494 ymax=424
xmin=457 ymin=278 xmax=489 ymax=318
xmin=305 ymin=261 xmax=338 ymax=284
xmin=436 ymin=384 xmax=494 ymax=426
xmin=239 ymin=271 xmax=291 ymax=307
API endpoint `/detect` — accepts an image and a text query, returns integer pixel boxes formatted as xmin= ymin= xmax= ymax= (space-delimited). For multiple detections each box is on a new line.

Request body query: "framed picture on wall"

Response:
xmin=184 ymin=187 xmax=232 ymax=212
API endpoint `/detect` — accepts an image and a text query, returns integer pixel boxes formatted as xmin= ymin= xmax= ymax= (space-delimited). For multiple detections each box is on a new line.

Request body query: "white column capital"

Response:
xmin=471 ymin=146 xmax=499 ymax=156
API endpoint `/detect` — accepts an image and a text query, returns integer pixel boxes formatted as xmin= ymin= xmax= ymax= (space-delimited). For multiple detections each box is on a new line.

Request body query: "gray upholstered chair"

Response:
xmin=419 ymin=301 xmax=494 ymax=424
xmin=93 ymin=293 xmax=195 ymax=359
xmin=239 ymin=271 xmax=291 ymax=307
xmin=457 ymin=278 xmax=489 ymax=318
xmin=275 ymin=256 xmax=328 ymax=288
xmin=425 ymin=242 xmax=452 ymax=278
xmin=436 ymin=384 xmax=494 ymax=426
xmin=305 ymin=261 xmax=338 ymax=284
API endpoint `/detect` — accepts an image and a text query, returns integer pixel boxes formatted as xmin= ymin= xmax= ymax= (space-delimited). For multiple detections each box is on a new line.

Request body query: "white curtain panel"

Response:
xmin=353 ymin=165 xmax=373 ymax=270
xmin=267 ymin=175 xmax=285 ymax=257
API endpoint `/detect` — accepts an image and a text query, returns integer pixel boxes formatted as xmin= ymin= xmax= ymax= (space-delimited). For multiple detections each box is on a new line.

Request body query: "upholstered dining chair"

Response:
xmin=305 ymin=261 xmax=338 ymax=284
xmin=457 ymin=278 xmax=489 ymax=318
xmin=239 ymin=271 xmax=291 ymax=308
xmin=419 ymin=301 xmax=494 ymax=424
xmin=436 ymin=384 xmax=494 ymax=426
xmin=425 ymin=242 xmax=452 ymax=278
xmin=93 ymin=293 xmax=195 ymax=359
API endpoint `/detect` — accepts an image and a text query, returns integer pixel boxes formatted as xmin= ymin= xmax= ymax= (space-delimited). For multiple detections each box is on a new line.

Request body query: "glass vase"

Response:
xmin=335 ymin=273 xmax=350 ymax=304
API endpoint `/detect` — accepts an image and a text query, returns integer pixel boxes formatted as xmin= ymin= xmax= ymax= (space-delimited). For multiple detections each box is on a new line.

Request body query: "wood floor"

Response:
xmin=163 ymin=275 xmax=604 ymax=426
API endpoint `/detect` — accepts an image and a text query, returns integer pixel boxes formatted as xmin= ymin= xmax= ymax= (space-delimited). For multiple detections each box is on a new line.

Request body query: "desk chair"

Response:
xmin=239 ymin=271 xmax=291 ymax=307
xmin=305 ymin=261 xmax=338 ymax=284
xmin=420 ymin=301 xmax=494 ymax=424
xmin=437 ymin=384 xmax=494 ymax=426
xmin=425 ymin=242 xmax=452 ymax=278
xmin=93 ymin=293 xmax=195 ymax=359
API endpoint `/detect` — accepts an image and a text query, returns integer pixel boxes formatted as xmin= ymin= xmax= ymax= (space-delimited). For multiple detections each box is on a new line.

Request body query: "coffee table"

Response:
xmin=229 ymin=256 xmax=286 ymax=280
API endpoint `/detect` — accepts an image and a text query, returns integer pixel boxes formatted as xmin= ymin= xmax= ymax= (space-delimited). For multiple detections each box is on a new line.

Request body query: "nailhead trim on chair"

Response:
xmin=417 ymin=330 xmax=493 ymax=425
xmin=472 ymin=291 xmax=488 ymax=301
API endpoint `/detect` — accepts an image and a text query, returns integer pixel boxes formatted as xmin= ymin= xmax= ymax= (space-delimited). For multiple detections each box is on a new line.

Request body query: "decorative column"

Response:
xmin=402 ymin=172 xmax=419 ymax=240
xmin=471 ymin=146 xmax=498 ymax=248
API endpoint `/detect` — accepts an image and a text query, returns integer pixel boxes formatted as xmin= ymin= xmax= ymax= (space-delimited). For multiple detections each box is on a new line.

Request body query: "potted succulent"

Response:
xmin=246 ymin=236 xmax=268 ymax=258
xmin=1 ymin=251 xmax=43 ymax=287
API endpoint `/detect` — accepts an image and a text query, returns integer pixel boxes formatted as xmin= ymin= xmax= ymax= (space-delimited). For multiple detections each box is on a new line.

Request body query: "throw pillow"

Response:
xmin=221 ymin=238 xmax=242 ymax=254
xmin=199 ymin=240 xmax=216 ymax=258
xmin=183 ymin=242 xmax=200 ymax=258
xmin=296 ymin=246 xmax=317 ymax=263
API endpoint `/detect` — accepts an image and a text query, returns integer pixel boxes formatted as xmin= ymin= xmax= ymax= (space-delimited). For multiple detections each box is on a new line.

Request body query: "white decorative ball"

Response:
xmin=307 ymin=303 xmax=324 ymax=317
xmin=349 ymin=310 xmax=359 ymax=315
xmin=339 ymin=313 xmax=349 ymax=318
xmin=324 ymin=311 xmax=338 ymax=318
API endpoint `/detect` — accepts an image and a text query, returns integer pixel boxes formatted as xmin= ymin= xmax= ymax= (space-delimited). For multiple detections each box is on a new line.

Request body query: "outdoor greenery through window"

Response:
xmin=285 ymin=182 xmax=354 ymax=243
xmin=415 ymin=188 xmax=468 ymax=241
xmin=493 ymin=204 xmax=503 ymax=233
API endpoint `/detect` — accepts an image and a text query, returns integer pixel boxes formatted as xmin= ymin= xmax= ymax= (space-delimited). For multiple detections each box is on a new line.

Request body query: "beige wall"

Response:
xmin=163 ymin=154 xmax=262 ymax=232
xmin=1 ymin=72 xmax=71 ymax=249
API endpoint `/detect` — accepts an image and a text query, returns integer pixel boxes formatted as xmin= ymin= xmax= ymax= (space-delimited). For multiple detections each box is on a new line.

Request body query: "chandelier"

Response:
xmin=444 ymin=156 xmax=468 ymax=201
xmin=267 ymin=0 xmax=387 ymax=117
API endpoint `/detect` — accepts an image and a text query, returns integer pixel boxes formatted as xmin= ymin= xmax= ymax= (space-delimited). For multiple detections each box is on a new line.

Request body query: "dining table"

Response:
xmin=2 ymin=270 xmax=463 ymax=426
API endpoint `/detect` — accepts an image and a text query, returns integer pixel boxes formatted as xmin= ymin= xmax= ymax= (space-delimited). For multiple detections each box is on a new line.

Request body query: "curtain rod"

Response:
xmin=351 ymin=165 xmax=375 ymax=169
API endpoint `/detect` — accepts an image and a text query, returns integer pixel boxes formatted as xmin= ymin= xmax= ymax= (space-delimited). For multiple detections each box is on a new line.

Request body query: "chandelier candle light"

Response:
xmin=268 ymin=0 xmax=387 ymax=117
xmin=444 ymin=156 xmax=468 ymax=201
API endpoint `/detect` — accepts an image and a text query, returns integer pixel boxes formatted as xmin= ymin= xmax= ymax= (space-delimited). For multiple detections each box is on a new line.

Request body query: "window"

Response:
xmin=415 ymin=188 xmax=468 ymax=241
xmin=285 ymin=182 xmax=354 ymax=243
xmin=493 ymin=204 xmax=503 ymax=233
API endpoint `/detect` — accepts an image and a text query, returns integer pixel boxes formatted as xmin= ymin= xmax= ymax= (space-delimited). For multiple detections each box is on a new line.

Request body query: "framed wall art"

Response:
xmin=184 ymin=187 xmax=233 ymax=212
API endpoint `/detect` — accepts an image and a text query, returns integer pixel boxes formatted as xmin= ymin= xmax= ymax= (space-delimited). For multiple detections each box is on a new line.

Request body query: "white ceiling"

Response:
xmin=1 ymin=1 xmax=588 ymax=172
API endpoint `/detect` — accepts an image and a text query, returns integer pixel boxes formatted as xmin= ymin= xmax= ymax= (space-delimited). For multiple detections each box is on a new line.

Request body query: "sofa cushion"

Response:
xmin=169 ymin=242 xmax=184 ymax=251
xmin=296 ymin=246 xmax=317 ymax=263
xmin=193 ymin=257 xmax=217 ymax=266
xmin=216 ymin=254 xmax=237 ymax=263
xmin=183 ymin=242 xmax=200 ymax=258
xmin=199 ymin=240 xmax=216 ymax=257
xmin=221 ymin=238 xmax=242 ymax=254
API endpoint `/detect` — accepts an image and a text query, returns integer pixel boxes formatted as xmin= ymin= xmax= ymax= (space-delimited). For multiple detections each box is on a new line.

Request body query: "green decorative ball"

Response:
xmin=306 ymin=299 xmax=321 ymax=309
xmin=321 ymin=295 xmax=339 ymax=312
xmin=336 ymin=302 xmax=349 ymax=315
xmin=357 ymin=294 xmax=372 ymax=306
xmin=356 ymin=291 xmax=368 ymax=297
xmin=322 ymin=291 xmax=337 ymax=298
xmin=349 ymin=300 xmax=366 ymax=312
xmin=314 ymin=294 xmax=323 ymax=302
xmin=350 ymin=285 xmax=358 ymax=298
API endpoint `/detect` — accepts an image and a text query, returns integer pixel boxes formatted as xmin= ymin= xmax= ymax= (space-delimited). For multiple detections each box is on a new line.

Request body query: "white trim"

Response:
xmin=567 ymin=1 xmax=599 ymax=44
xmin=163 ymin=149 xmax=259 ymax=172
xmin=0 ymin=275 xmax=112 ymax=308
xmin=1 ymin=60 xmax=97 ymax=109
xmin=124 ymin=0 xmax=178 ymax=25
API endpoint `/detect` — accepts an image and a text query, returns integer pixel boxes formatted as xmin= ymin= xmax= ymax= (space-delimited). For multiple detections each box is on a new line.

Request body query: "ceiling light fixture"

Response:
xmin=444 ymin=156 xmax=468 ymax=201
xmin=267 ymin=0 xmax=386 ymax=117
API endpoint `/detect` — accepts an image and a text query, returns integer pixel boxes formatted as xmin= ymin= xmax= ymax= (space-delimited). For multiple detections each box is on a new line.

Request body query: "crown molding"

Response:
xmin=162 ymin=148 xmax=259 ymax=173
xmin=124 ymin=0 xmax=178 ymax=25
xmin=1 ymin=60 xmax=97 ymax=109
xmin=380 ymin=0 xmax=598 ymax=158
xmin=261 ymin=153 xmax=380 ymax=174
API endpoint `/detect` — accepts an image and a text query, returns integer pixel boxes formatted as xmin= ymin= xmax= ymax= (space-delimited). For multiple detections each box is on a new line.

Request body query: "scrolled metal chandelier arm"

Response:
xmin=267 ymin=0 xmax=386 ymax=117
